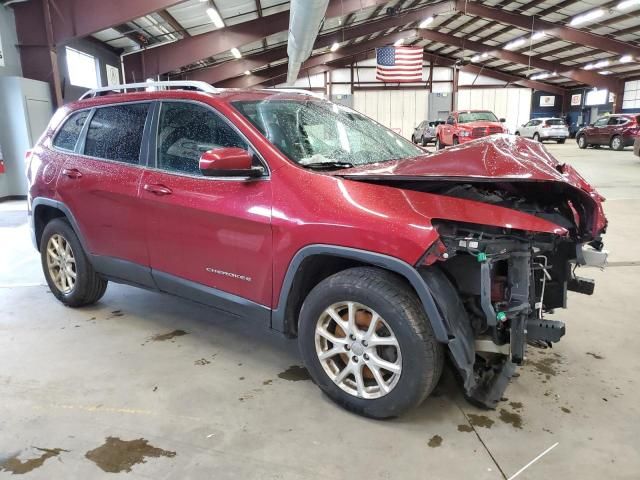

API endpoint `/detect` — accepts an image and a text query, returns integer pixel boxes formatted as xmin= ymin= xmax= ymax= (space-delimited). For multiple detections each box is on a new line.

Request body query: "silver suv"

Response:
xmin=412 ymin=120 xmax=443 ymax=146
xmin=515 ymin=117 xmax=569 ymax=144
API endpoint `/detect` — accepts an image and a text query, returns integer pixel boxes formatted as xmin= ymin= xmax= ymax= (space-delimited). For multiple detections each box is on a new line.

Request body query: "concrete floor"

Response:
xmin=1 ymin=142 xmax=639 ymax=479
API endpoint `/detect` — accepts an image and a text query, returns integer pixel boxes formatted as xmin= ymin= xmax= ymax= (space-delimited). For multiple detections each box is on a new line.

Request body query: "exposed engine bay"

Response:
xmin=336 ymin=136 xmax=608 ymax=408
xmin=412 ymin=182 xmax=608 ymax=408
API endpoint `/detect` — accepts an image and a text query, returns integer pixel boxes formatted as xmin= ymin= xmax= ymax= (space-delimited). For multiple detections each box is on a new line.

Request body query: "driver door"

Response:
xmin=140 ymin=100 xmax=273 ymax=307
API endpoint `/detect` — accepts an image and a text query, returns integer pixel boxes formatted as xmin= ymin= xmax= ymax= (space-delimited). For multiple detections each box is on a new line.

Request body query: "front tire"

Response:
xmin=533 ymin=132 xmax=541 ymax=142
xmin=577 ymin=134 xmax=588 ymax=149
xmin=298 ymin=267 xmax=444 ymax=419
xmin=435 ymin=136 xmax=444 ymax=150
xmin=41 ymin=218 xmax=107 ymax=307
xmin=421 ymin=136 xmax=427 ymax=147
xmin=611 ymin=135 xmax=623 ymax=151
xmin=452 ymin=137 xmax=459 ymax=146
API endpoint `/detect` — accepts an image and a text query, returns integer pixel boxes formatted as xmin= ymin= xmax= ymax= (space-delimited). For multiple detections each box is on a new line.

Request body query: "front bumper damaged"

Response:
xmin=423 ymin=222 xmax=604 ymax=409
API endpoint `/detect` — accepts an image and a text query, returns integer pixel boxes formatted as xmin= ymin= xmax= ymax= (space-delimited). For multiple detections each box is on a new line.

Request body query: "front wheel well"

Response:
xmin=33 ymin=204 xmax=67 ymax=250
xmin=282 ymin=255 xmax=364 ymax=337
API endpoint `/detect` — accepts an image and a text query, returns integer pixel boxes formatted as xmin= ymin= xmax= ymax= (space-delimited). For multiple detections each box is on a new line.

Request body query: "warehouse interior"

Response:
xmin=1 ymin=0 xmax=639 ymax=478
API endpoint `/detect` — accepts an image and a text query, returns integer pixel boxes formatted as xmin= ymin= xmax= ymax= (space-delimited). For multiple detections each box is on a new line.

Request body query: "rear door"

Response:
xmin=591 ymin=117 xmax=609 ymax=144
xmin=56 ymin=102 xmax=152 ymax=279
xmin=140 ymin=100 xmax=273 ymax=307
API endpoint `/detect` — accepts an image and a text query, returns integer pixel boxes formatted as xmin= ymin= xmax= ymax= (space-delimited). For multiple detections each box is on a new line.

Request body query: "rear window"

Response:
xmin=546 ymin=119 xmax=565 ymax=126
xmin=83 ymin=103 xmax=150 ymax=164
xmin=53 ymin=110 xmax=90 ymax=151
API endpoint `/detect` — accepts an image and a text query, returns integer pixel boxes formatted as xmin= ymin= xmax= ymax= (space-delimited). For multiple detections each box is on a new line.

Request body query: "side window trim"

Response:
xmin=76 ymin=108 xmax=96 ymax=154
xmin=150 ymin=99 xmax=269 ymax=179
xmin=51 ymin=108 xmax=93 ymax=154
xmin=80 ymin=101 xmax=152 ymax=166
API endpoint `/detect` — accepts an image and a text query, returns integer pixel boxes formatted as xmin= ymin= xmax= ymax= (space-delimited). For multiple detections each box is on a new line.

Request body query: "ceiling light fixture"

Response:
xmin=569 ymin=9 xmax=604 ymax=26
xmin=394 ymin=38 xmax=404 ymax=46
xmin=599 ymin=70 xmax=613 ymax=75
xmin=481 ymin=52 xmax=489 ymax=58
xmin=419 ymin=16 xmax=434 ymax=28
xmin=583 ymin=63 xmax=594 ymax=70
xmin=471 ymin=55 xmax=481 ymax=62
xmin=231 ymin=47 xmax=242 ymax=59
xmin=244 ymin=70 xmax=251 ymax=75
xmin=330 ymin=42 xmax=340 ymax=52
xmin=620 ymin=55 xmax=633 ymax=63
xmin=530 ymin=72 xmax=550 ymax=80
xmin=593 ymin=59 xmax=609 ymax=68
xmin=531 ymin=31 xmax=546 ymax=40
xmin=616 ymin=0 xmax=640 ymax=10
xmin=206 ymin=7 xmax=225 ymax=28
xmin=504 ymin=38 xmax=526 ymax=50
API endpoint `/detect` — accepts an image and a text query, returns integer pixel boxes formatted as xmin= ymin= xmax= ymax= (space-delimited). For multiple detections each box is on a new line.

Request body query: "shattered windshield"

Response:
xmin=458 ymin=111 xmax=499 ymax=123
xmin=233 ymin=99 xmax=423 ymax=169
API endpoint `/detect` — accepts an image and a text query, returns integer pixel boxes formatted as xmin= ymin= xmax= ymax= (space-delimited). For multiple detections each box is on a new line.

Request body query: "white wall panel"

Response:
xmin=457 ymin=87 xmax=531 ymax=134
xmin=353 ymin=89 xmax=430 ymax=139
xmin=433 ymin=67 xmax=452 ymax=81
xmin=331 ymin=68 xmax=351 ymax=83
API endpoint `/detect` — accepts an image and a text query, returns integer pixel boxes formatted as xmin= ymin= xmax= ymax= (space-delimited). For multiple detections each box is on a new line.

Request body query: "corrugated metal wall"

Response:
xmin=353 ymin=90 xmax=428 ymax=139
xmin=457 ymin=88 xmax=532 ymax=134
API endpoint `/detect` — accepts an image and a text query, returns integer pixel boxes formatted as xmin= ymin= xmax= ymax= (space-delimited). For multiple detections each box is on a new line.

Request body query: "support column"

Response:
xmin=13 ymin=0 xmax=63 ymax=106
xmin=452 ymin=67 xmax=459 ymax=111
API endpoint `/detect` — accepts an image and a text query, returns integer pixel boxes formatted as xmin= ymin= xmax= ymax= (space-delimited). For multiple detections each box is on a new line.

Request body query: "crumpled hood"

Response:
xmin=333 ymin=135 xmax=607 ymax=237
xmin=337 ymin=134 xmax=596 ymax=193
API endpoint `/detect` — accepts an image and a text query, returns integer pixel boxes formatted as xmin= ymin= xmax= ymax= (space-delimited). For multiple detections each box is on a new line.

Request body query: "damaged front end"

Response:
xmin=422 ymin=219 xmax=605 ymax=408
xmin=339 ymin=136 xmax=608 ymax=408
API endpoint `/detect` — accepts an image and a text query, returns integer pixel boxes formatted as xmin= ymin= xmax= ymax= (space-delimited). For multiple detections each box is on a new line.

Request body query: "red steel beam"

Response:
xmin=175 ymin=1 xmax=456 ymax=85
xmin=219 ymin=31 xmax=411 ymax=88
xmin=124 ymin=0 xmax=456 ymax=81
xmin=453 ymin=0 xmax=640 ymax=59
xmin=41 ymin=0 xmax=183 ymax=45
xmin=224 ymin=35 xmax=567 ymax=96
xmin=417 ymin=29 xmax=621 ymax=91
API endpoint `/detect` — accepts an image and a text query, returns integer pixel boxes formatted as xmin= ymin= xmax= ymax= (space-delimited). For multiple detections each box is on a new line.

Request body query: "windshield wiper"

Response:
xmin=302 ymin=161 xmax=354 ymax=170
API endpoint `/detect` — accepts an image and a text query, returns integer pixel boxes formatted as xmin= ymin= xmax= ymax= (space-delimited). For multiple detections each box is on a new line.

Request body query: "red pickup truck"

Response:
xmin=436 ymin=110 xmax=507 ymax=149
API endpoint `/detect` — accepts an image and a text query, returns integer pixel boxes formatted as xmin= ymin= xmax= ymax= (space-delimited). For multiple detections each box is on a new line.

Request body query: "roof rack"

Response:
xmin=79 ymin=80 xmax=220 ymax=100
xmin=260 ymin=88 xmax=324 ymax=98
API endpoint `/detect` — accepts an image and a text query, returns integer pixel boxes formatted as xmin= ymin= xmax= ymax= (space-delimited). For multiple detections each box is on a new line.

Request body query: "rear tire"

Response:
xmin=435 ymin=136 xmax=443 ymax=150
xmin=557 ymin=138 xmax=566 ymax=144
xmin=514 ymin=131 xmax=520 ymax=136
xmin=298 ymin=267 xmax=444 ymax=419
xmin=452 ymin=137 xmax=459 ymax=146
xmin=610 ymin=135 xmax=623 ymax=151
xmin=577 ymin=134 xmax=588 ymax=149
xmin=41 ymin=218 xmax=107 ymax=307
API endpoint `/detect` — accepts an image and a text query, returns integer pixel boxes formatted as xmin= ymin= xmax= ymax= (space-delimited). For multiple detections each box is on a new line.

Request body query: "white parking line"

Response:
xmin=507 ymin=442 xmax=559 ymax=480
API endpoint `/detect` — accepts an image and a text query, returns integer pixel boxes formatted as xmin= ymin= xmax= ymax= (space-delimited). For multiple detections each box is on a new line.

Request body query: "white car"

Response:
xmin=515 ymin=117 xmax=569 ymax=144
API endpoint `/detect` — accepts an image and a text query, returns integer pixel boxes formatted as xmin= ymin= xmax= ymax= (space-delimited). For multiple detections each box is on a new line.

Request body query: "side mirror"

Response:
xmin=500 ymin=118 xmax=506 ymax=123
xmin=199 ymin=147 xmax=264 ymax=178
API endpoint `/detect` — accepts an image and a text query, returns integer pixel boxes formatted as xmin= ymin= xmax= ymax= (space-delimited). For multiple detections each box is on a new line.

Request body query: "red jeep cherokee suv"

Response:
xmin=27 ymin=82 xmax=607 ymax=418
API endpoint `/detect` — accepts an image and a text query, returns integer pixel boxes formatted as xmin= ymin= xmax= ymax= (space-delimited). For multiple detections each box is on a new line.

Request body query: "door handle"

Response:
xmin=62 ymin=168 xmax=82 ymax=179
xmin=143 ymin=183 xmax=173 ymax=196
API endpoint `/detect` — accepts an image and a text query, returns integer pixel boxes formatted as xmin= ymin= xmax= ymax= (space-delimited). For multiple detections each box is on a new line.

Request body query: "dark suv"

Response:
xmin=576 ymin=114 xmax=640 ymax=150
xmin=27 ymin=81 xmax=607 ymax=418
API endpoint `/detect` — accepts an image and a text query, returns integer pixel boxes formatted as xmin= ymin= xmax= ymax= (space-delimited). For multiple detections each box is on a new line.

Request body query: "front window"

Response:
xmin=233 ymin=99 xmax=423 ymax=169
xmin=457 ymin=111 xmax=499 ymax=123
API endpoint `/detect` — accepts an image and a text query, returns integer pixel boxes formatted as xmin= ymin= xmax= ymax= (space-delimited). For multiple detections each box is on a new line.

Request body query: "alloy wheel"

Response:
xmin=46 ymin=233 xmax=77 ymax=294
xmin=612 ymin=137 xmax=621 ymax=150
xmin=314 ymin=301 xmax=402 ymax=399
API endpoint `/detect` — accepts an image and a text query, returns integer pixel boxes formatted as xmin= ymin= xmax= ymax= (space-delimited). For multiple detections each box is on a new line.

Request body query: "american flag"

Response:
xmin=376 ymin=46 xmax=423 ymax=83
